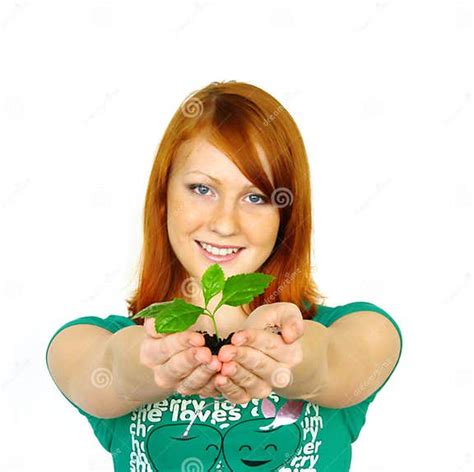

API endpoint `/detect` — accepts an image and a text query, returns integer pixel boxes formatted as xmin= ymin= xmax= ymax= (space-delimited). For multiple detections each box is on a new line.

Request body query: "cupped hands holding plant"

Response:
xmin=133 ymin=263 xmax=305 ymax=404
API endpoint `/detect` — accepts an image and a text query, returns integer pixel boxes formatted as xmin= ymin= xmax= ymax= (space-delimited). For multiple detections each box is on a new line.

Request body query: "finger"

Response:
xmin=214 ymin=375 xmax=250 ymax=404
xmin=144 ymin=317 xmax=163 ymax=338
xmin=271 ymin=304 xmax=304 ymax=344
xmin=219 ymin=345 xmax=284 ymax=388
xmin=141 ymin=330 xmax=204 ymax=367
xmin=198 ymin=384 xmax=221 ymax=398
xmin=154 ymin=345 xmax=208 ymax=391
xmin=225 ymin=329 xmax=294 ymax=364
xmin=176 ymin=355 xmax=222 ymax=395
xmin=281 ymin=318 xmax=305 ymax=344
xmin=252 ymin=303 xmax=305 ymax=345
xmin=221 ymin=360 xmax=272 ymax=399
xmin=182 ymin=378 xmax=221 ymax=398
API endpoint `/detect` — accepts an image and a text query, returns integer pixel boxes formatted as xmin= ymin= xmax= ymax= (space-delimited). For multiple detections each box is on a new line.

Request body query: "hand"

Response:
xmin=140 ymin=318 xmax=223 ymax=397
xmin=213 ymin=302 xmax=305 ymax=404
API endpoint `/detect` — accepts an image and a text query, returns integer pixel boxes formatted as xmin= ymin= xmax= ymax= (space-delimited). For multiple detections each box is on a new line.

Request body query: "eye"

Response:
xmin=265 ymin=443 xmax=277 ymax=451
xmin=247 ymin=193 xmax=268 ymax=205
xmin=187 ymin=183 xmax=268 ymax=205
xmin=188 ymin=183 xmax=212 ymax=197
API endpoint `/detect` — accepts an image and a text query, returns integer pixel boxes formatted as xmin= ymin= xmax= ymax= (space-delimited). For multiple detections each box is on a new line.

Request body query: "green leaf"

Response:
xmin=216 ymin=273 xmax=276 ymax=310
xmin=201 ymin=263 xmax=225 ymax=306
xmin=131 ymin=298 xmax=205 ymax=333
xmin=130 ymin=301 xmax=173 ymax=320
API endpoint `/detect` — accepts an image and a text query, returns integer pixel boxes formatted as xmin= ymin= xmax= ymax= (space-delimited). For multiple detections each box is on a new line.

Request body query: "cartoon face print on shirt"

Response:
xmin=144 ymin=397 xmax=304 ymax=472
xmin=145 ymin=423 xmax=222 ymax=471
xmin=222 ymin=416 xmax=301 ymax=470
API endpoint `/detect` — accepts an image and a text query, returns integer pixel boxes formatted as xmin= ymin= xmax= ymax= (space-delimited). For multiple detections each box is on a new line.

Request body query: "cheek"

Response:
xmin=246 ymin=212 xmax=279 ymax=244
xmin=169 ymin=194 xmax=197 ymax=219
xmin=168 ymin=200 xmax=206 ymax=235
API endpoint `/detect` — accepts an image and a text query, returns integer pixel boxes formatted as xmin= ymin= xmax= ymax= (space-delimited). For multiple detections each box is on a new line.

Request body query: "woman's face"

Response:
xmin=167 ymin=136 xmax=280 ymax=283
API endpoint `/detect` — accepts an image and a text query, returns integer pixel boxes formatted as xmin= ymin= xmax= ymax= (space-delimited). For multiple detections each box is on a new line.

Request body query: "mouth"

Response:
xmin=194 ymin=240 xmax=245 ymax=263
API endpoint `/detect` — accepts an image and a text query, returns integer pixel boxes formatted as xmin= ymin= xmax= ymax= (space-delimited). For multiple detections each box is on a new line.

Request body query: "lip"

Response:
xmin=195 ymin=239 xmax=245 ymax=250
xmin=195 ymin=240 xmax=245 ymax=263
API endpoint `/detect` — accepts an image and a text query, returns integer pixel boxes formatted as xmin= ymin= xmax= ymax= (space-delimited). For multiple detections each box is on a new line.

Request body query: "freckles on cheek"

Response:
xmin=171 ymin=197 xmax=195 ymax=218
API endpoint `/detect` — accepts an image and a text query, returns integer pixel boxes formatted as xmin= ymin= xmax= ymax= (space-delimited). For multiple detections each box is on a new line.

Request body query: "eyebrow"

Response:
xmin=184 ymin=170 xmax=258 ymax=190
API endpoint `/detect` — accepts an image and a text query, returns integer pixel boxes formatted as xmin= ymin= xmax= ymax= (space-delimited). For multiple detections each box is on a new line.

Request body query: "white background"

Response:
xmin=0 ymin=0 xmax=473 ymax=470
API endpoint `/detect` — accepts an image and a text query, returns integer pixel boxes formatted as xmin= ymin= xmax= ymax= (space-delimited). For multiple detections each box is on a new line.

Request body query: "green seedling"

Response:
xmin=131 ymin=263 xmax=276 ymax=354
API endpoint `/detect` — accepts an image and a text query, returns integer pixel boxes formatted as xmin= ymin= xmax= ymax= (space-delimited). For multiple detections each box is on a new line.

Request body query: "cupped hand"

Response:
xmin=140 ymin=318 xmax=223 ymax=397
xmin=212 ymin=302 xmax=305 ymax=404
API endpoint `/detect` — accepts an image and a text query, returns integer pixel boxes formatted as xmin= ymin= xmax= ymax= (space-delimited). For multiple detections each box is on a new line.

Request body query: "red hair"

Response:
xmin=126 ymin=80 xmax=327 ymax=324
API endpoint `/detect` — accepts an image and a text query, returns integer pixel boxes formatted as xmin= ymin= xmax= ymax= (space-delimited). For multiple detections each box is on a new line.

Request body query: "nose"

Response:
xmin=208 ymin=198 xmax=241 ymax=236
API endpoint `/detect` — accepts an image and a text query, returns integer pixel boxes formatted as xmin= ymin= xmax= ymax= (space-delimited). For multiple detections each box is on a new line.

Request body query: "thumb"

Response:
xmin=144 ymin=317 xmax=165 ymax=339
xmin=270 ymin=303 xmax=304 ymax=344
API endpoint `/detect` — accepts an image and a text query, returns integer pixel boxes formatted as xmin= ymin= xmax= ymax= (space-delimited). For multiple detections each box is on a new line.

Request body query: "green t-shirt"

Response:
xmin=45 ymin=301 xmax=403 ymax=471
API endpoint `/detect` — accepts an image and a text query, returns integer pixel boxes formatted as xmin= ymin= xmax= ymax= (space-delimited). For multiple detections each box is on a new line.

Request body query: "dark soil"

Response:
xmin=195 ymin=330 xmax=235 ymax=355
xmin=195 ymin=325 xmax=282 ymax=355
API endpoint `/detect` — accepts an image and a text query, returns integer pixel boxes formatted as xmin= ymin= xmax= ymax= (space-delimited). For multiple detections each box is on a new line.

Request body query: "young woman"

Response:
xmin=46 ymin=80 xmax=402 ymax=471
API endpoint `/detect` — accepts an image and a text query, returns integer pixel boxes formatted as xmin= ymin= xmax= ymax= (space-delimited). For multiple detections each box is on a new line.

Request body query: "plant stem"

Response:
xmin=202 ymin=307 xmax=220 ymax=340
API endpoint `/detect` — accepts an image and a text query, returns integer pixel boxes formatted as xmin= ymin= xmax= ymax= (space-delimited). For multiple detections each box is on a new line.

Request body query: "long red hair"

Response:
xmin=126 ymin=80 xmax=327 ymax=324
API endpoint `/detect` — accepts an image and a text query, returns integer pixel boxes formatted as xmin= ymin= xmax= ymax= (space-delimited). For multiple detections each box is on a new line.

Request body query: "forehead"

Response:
xmin=175 ymin=136 xmax=274 ymax=186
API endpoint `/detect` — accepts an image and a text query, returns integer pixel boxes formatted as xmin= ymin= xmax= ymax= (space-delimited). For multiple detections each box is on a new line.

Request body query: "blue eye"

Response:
xmin=248 ymin=194 xmax=268 ymax=204
xmin=188 ymin=183 xmax=211 ymax=196
xmin=187 ymin=184 xmax=268 ymax=205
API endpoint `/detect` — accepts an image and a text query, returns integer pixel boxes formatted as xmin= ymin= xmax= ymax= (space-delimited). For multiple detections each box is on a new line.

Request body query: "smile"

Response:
xmin=195 ymin=240 xmax=245 ymax=262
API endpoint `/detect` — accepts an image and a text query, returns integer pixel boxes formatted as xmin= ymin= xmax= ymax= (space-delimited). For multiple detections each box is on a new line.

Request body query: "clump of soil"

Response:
xmin=195 ymin=325 xmax=282 ymax=355
xmin=195 ymin=330 xmax=235 ymax=355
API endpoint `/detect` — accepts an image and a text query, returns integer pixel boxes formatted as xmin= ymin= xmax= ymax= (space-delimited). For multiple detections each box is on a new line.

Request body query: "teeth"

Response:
xmin=199 ymin=241 xmax=240 ymax=256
